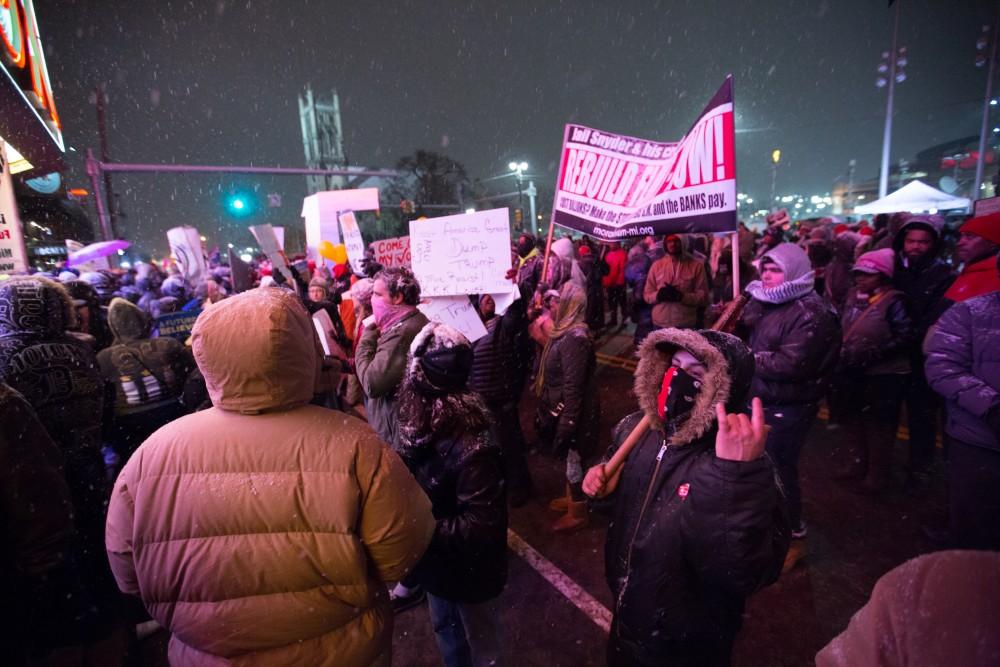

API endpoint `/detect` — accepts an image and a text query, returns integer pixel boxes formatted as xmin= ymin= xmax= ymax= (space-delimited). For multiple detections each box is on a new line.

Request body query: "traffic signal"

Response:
xmin=225 ymin=192 xmax=255 ymax=218
xmin=514 ymin=208 xmax=524 ymax=228
xmin=400 ymin=199 xmax=415 ymax=215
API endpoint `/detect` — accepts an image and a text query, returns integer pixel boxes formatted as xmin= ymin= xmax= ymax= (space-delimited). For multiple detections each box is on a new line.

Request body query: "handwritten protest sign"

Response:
xmin=338 ymin=210 xmax=366 ymax=272
xmin=553 ymin=76 xmax=737 ymax=239
xmin=492 ymin=282 xmax=521 ymax=316
xmin=249 ymin=224 xmax=293 ymax=284
xmin=409 ymin=208 xmax=512 ymax=297
xmin=371 ymin=235 xmax=410 ymax=268
xmin=167 ymin=226 xmax=208 ymax=285
xmin=417 ymin=296 xmax=488 ymax=343
xmin=155 ymin=309 xmax=201 ymax=342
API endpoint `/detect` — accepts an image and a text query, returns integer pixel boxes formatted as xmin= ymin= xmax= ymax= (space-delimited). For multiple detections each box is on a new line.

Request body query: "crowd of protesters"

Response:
xmin=2 ymin=206 xmax=999 ymax=666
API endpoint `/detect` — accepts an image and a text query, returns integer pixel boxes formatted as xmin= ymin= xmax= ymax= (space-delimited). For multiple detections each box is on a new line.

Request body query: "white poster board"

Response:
xmin=372 ymin=235 xmax=411 ymax=268
xmin=417 ymin=295 xmax=488 ymax=343
xmin=166 ymin=226 xmax=208 ymax=285
xmin=409 ymin=208 xmax=512 ymax=297
xmin=302 ymin=188 xmax=380 ymax=263
xmin=312 ymin=309 xmax=348 ymax=360
xmin=249 ymin=224 xmax=293 ymax=284
xmin=338 ymin=210 xmax=367 ymax=271
xmin=491 ymin=282 xmax=521 ymax=316
xmin=0 ymin=140 xmax=29 ymax=274
xmin=273 ymin=226 xmax=285 ymax=251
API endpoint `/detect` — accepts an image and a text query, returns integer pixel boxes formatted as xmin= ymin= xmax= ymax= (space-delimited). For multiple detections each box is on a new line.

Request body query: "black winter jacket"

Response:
xmin=839 ymin=289 xmax=914 ymax=374
xmin=604 ymin=328 xmax=788 ymax=666
xmin=739 ymin=292 xmax=841 ymax=406
xmin=402 ymin=427 xmax=508 ymax=603
xmin=892 ymin=254 xmax=955 ymax=337
xmin=537 ymin=329 xmax=599 ymax=455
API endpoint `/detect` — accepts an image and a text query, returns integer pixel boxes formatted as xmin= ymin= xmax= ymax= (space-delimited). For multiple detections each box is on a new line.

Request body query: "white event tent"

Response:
xmin=853 ymin=180 xmax=971 ymax=215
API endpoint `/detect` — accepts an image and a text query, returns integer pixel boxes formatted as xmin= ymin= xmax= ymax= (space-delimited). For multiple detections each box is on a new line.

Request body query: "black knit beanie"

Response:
xmin=416 ymin=344 xmax=474 ymax=395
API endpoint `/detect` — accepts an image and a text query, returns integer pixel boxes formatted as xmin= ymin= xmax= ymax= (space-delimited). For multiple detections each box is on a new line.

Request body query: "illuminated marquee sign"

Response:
xmin=0 ymin=0 xmax=63 ymax=171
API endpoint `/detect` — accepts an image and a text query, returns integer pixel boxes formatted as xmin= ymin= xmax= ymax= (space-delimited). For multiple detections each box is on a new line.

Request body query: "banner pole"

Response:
xmin=730 ymin=230 xmax=740 ymax=300
xmin=539 ymin=216 xmax=556 ymax=290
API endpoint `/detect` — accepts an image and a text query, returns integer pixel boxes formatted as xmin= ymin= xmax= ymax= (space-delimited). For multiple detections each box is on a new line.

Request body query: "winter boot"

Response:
xmin=552 ymin=500 xmax=589 ymax=532
xmin=782 ymin=539 xmax=807 ymax=574
xmin=553 ymin=483 xmax=589 ymax=532
xmin=548 ymin=484 xmax=572 ymax=512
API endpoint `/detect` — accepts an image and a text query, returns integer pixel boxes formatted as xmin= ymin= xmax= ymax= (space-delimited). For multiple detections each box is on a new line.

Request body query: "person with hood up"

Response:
xmin=0 ymin=276 xmax=121 ymax=656
xmin=355 ymin=267 xmax=430 ymax=448
xmin=625 ymin=240 xmax=655 ymax=344
xmin=546 ymin=236 xmax=587 ymax=291
xmin=512 ymin=232 xmax=544 ymax=296
xmin=534 ymin=282 xmax=600 ymax=531
xmin=583 ymin=328 xmax=788 ymax=666
xmin=891 ymin=214 xmax=956 ymax=483
xmin=831 ymin=248 xmax=915 ymax=491
xmin=643 ymin=234 xmax=710 ymax=331
xmin=97 ymin=297 xmax=195 ymax=464
xmin=942 ymin=211 xmax=1000 ymax=304
xmin=577 ymin=243 xmax=608 ymax=332
xmin=925 ymin=256 xmax=1000 ymax=549
xmin=397 ymin=323 xmax=508 ymax=667
xmin=738 ymin=243 xmax=841 ymax=571
xmin=105 ymin=287 xmax=435 ymax=666
xmin=824 ymin=231 xmax=867 ymax=313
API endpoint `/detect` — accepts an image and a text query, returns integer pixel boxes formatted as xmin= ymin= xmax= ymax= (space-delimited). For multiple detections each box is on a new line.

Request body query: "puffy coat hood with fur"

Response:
xmin=634 ymin=328 xmax=755 ymax=445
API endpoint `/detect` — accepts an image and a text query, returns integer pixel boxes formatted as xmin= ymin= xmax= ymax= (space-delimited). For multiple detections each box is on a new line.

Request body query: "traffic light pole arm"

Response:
xmin=96 ymin=160 xmax=400 ymax=178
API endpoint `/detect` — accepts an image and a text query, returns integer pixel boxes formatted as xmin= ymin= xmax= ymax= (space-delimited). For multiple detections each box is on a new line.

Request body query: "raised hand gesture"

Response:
xmin=714 ymin=397 xmax=769 ymax=462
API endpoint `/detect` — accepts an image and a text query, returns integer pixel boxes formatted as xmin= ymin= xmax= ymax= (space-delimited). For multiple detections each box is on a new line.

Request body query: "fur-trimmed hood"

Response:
xmin=0 ymin=275 xmax=76 ymax=337
xmin=634 ymin=328 xmax=755 ymax=446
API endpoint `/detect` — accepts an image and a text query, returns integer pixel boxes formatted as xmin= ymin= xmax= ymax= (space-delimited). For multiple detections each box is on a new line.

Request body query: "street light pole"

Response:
xmin=878 ymin=1 xmax=902 ymax=200
xmin=770 ymin=149 xmax=781 ymax=209
xmin=974 ymin=5 xmax=1000 ymax=200
xmin=508 ymin=161 xmax=528 ymax=230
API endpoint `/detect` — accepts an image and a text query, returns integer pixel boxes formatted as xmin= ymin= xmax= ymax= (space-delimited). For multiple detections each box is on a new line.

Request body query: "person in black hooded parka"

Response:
xmin=584 ymin=328 xmax=788 ymax=667
xmin=396 ymin=322 xmax=508 ymax=667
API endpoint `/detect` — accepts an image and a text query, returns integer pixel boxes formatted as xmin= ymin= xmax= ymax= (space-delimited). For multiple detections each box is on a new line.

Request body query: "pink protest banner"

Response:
xmin=371 ymin=235 xmax=411 ymax=268
xmin=553 ymin=76 xmax=737 ymax=240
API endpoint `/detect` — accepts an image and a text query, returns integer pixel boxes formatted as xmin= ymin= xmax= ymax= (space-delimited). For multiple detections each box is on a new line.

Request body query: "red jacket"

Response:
xmin=602 ymin=248 xmax=627 ymax=288
xmin=943 ymin=255 xmax=1000 ymax=303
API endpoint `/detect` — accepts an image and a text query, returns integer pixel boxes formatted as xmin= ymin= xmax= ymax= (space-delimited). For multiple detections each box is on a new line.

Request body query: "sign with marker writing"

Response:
xmin=409 ymin=208 xmax=512 ymax=297
xmin=417 ymin=295 xmax=488 ymax=343
xmin=338 ymin=210 xmax=366 ymax=272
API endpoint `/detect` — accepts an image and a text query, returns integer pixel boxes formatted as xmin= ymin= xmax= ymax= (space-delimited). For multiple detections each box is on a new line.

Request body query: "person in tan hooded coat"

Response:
xmin=105 ymin=287 xmax=435 ymax=666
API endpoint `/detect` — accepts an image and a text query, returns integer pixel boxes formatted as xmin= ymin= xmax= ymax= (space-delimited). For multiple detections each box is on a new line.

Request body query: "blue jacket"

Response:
xmin=925 ymin=291 xmax=1000 ymax=451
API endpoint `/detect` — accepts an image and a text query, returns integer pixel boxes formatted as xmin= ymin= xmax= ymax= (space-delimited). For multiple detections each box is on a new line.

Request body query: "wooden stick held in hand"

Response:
xmin=584 ymin=294 xmax=750 ymax=497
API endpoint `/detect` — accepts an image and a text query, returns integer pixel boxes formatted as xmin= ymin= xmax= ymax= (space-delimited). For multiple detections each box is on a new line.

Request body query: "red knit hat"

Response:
xmin=961 ymin=212 xmax=1000 ymax=245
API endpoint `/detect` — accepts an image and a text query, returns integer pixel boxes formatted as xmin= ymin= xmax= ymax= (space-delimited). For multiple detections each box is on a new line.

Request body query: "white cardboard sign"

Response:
xmin=372 ymin=235 xmax=411 ymax=268
xmin=249 ymin=224 xmax=293 ymax=284
xmin=338 ymin=210 xmax=367 ymax=271
xmin=166 ymin=226 xmax=208 ymax=285
xmin=409 ymin=208 xmax=512 ymax=297
xmin=302 ymin=188 xmax=380 ymax=263
xmin=417 ymin=296 xmax=488 ymax=343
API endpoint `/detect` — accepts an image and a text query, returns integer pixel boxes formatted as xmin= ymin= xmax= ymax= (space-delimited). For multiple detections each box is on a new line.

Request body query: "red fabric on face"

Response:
xmin=657 ymin=366 xmax=678 ymax=420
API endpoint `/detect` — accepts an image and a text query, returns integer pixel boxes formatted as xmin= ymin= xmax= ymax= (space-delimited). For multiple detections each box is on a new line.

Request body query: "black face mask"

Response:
xmin=516 ymin=239 xmax=533 ymax=258
xmin=656 ymin=366 xmax=701 ymax=422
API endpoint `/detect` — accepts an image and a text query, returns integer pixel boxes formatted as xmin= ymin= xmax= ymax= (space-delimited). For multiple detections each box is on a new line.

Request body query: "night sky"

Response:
xmin=37 ymin=0 xmax=999 ymax=256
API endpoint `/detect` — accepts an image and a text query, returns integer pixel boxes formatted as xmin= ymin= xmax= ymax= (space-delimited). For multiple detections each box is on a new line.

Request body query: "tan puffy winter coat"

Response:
xmin=105 ymin=288 xmax=434 ymax=666
xmin=642 ymin=251 xmax=709 ymax=329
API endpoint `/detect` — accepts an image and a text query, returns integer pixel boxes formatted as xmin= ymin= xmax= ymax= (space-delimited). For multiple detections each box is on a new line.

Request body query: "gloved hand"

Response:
xmin=657 ymin=285 xmax=682 ymax=303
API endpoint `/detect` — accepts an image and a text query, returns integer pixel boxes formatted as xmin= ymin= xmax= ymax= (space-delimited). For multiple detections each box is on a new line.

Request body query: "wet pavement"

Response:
xmin=138 ymin=325 xmax=949 ymax=666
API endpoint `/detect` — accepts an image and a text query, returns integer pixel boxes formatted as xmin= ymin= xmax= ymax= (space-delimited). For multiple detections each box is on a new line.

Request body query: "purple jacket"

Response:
xmin=925 ymin=291 xmax=1000 ymax=451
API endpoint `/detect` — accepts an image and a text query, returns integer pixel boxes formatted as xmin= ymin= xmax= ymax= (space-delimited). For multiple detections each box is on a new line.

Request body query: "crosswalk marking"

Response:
xmin=507 ymin=529 xmax=613 ymax=634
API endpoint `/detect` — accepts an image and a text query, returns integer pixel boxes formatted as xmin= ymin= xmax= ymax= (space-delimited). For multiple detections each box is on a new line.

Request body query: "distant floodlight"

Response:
xmin=508 ymin=162 xmax=518 ymax=171
xmin=465 ymin=207 xmax=475 ymax=214
xmin=240 ymin=253 xmax=252 ymax=263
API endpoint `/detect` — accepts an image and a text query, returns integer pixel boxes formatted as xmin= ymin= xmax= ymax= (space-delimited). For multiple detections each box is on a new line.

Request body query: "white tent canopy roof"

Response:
xmin=854 ymin=180 xmax=970 ymax=215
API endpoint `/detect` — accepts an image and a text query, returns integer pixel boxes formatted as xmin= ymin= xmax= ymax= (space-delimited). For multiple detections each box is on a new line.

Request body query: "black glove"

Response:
xmin=657 ymin=285 xmax=682 ymax=303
